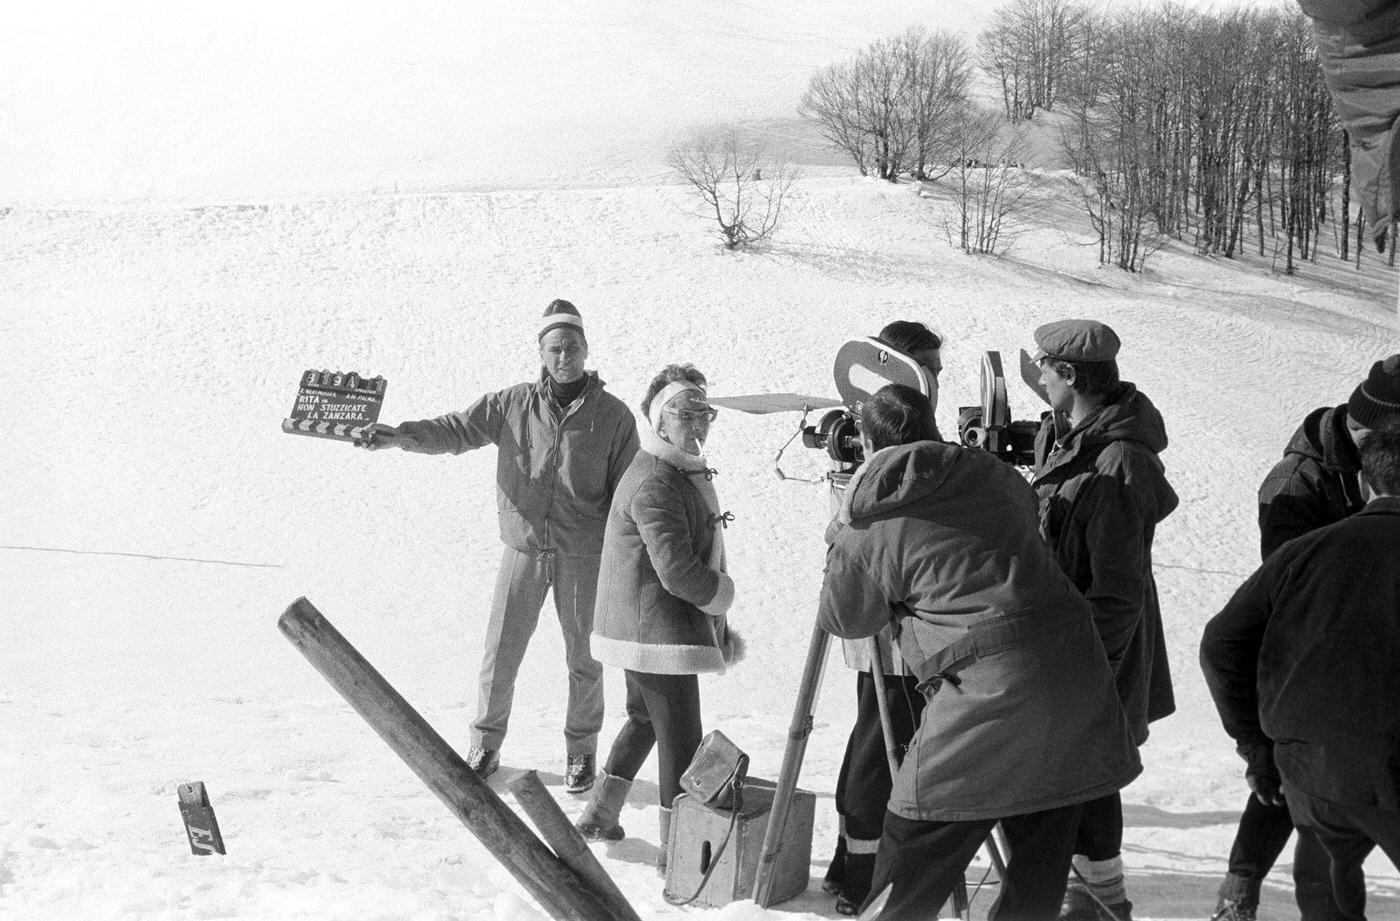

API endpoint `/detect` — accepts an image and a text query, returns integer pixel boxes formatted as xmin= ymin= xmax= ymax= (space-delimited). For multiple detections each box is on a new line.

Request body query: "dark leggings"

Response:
xmin=834 ymin=671 xmax=927 ymax=842
xmin=601 ymin=670 xmax=702 ymax=808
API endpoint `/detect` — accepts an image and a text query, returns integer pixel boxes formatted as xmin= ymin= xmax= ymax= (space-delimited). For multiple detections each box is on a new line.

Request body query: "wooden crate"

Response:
xmin=663 ymin=777 xmax=815 ymax=908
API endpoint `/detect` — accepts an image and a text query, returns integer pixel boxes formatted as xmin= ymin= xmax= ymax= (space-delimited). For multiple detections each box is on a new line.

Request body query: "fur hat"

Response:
xmin=1348 ymin=354 xmax=1400 ymax=427
xmin=1032 ymin=319 xmax=1120 ymax=362
xmin=538 ymin=299 xmax=584 ymax=341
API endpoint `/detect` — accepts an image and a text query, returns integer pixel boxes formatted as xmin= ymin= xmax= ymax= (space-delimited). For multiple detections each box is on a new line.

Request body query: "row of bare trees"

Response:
xmin=984 ymin=0 xmax=1347 ymax=273
xmin=671 ymin=3 xmax=1360 ymax=273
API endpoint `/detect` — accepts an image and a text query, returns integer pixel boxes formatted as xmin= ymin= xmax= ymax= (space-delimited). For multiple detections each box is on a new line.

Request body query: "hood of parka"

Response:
xmin=1281 ymin=404 xmax=1361 ymax=475
xmin=1069 ymin=383 xmax=1169 ymax=456
xmin=841 ymin=440 xmax=969 ymax=523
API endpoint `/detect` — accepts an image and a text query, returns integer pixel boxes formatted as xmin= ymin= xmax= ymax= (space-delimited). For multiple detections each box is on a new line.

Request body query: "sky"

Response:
xmin=2 ymin=0 xmax=1285 ymax=204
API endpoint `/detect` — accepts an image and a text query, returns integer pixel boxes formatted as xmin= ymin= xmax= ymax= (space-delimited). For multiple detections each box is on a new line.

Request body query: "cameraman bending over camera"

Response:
xmin=1029 ymin=319 xmax=1178 ymax=921
xmin=819 ymin=384 xmax=1141 ymax=921
xmin=824 ymin=320 xmax=943 ymax=916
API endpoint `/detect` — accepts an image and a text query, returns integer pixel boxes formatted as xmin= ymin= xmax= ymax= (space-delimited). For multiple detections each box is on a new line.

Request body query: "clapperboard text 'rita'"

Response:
xmin=282 ymin=369 xmax=387 ymax=443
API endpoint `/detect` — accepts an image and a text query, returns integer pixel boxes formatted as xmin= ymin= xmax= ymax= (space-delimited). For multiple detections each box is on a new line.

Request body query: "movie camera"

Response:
xmin=788 ymin=339 xmax=1041 ymax=473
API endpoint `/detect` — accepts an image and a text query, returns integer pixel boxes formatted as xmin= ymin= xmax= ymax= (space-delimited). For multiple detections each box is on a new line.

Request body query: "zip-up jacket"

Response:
xmin=397 ymin=371 xmax=639 ymax=557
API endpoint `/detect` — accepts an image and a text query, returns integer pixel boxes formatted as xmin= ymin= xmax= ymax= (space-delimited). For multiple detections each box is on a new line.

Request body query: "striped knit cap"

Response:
xmin=538 ymin=299 xmax=585 ymax=341
xmin=1348 ymin=354 xmax=1400 ymax=427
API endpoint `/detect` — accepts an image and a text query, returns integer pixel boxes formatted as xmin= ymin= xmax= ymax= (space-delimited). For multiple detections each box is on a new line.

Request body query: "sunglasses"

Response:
xmin=664 ymin=406 xmax=719 ymax=423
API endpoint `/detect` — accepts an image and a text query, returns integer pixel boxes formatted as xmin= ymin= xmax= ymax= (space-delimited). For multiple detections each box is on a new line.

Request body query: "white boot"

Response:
xmin=656 ymin=806 xmax=673 ymax=876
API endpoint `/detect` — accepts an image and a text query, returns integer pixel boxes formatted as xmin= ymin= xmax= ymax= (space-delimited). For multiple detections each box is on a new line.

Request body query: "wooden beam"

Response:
xmin=278 ymin=597 xmax=614 ymax=921
xmin=508 ymin=771 xmax=642 ymax=921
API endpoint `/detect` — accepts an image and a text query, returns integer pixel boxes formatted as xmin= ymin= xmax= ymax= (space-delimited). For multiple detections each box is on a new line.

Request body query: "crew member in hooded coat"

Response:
xmin=820 ymin=383 xmax=1140 ymax=921
xmin=1029 ymin=319 xmax=1178 ymax=921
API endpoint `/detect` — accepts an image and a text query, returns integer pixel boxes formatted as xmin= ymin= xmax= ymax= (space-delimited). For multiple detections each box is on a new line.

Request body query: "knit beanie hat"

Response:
xmin=1348 ymin=354 xmax=1400 ymax=426
xmin=538 ymin=299 xmax=585 ymax=341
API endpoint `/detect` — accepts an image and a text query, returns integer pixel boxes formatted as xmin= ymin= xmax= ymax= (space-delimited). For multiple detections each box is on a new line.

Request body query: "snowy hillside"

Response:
xmin=4 ymin=2 xmax=1400 ymax=920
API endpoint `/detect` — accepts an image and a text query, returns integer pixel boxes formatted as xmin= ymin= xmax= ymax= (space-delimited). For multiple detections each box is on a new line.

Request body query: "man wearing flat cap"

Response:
xmin=1029 ymin=319 xmax=1179 ymax=921
xmin=360 ymin=299 xmax=639 ymax=794
xmin=1205 ymin=353 xmax=1400 ymax=921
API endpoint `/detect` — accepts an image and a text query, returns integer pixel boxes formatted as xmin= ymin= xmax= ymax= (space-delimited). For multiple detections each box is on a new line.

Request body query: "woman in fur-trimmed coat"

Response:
xmin=576 ymin=364 xmax=741 ymax=862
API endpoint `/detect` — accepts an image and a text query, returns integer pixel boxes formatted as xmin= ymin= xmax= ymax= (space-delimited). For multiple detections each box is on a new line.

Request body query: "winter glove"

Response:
xmin=1239 ymin=740 xmax=1284 ymax=807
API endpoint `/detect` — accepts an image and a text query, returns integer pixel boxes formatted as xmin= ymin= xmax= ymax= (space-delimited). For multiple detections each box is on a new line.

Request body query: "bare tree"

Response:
xmin=893 ymin=27 xmax=973 ymax=179
xmin=1061 ymin=3 xmax=1342 ymax=269
xmin=942 ymin=106 xmax=1033 ymax=256
xmin=801 ymin=28 xmax=971 ymax=181
xmin=979 ymin=0 xmax=1095 ymax=120
xmin=669 ymin=129 xmax=797 ymax=250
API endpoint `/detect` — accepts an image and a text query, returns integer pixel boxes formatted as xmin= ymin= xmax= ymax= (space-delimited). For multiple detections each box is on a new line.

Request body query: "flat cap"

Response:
xmin=1032 ymin=319 xmax=1121 ymax=362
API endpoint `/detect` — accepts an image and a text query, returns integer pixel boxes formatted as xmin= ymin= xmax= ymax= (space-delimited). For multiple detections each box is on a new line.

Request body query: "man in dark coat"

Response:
xmin=1029 ymin=319 xmax=1178 ymax=921
xmin=1201 ymin=424 xmax=1400 ymax=921
xmin=820 ymin=384 xmax=1140 ymax=921
xmin=1213 ymin=354 xmax=1400 ymax=921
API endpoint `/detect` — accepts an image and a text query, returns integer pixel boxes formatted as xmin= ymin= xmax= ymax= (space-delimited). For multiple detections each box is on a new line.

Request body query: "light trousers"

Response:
xmin=471 ymin=545 xmax=604 ymax=755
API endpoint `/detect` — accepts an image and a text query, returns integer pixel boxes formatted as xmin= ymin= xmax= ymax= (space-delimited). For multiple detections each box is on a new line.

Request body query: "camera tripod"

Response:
xmin=750 ymin=619 xmax=1008 ymax=916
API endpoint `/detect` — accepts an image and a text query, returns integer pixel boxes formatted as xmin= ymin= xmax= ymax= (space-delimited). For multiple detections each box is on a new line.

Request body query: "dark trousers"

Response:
xmin=1224 ymin=793 xmax=1342 ymax=919
xmin=868 ymin=803 xmax=1083 ymax=921
xmin=601 ymin=670 xmax=701 ymax=808
xmin=835 ymin=671 xmax=926 ymax=842
xmin=1073 ymin=792 xmax=1124 ymax=860
xmin=829 ymin=671 xmax=926 ymax=902
xmin=1286 ymin=786 xmax=1400 ymax=921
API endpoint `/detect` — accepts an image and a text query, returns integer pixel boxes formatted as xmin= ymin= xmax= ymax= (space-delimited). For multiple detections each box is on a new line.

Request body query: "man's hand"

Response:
xmin=356 ymin=423 xmax=416 ymax=451
xmin=1240 ymin=741 xmax=1285 ymax=807
xmin=1246 ymin=770 xmax=1285 ymax=807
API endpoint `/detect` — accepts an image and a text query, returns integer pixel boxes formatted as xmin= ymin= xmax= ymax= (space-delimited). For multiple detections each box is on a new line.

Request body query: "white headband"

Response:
xmin=648 ymin=381 xmax=706 ymax=432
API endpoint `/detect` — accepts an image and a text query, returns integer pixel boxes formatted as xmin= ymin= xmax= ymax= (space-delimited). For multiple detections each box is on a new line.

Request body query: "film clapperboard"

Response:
xmin=282 ymin=370 xmax=387 ymax=443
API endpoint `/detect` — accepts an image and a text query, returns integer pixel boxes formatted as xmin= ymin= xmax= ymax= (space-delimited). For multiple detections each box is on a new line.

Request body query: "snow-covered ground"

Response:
xmin=4 ymin=2 xmax=1399 ymax=920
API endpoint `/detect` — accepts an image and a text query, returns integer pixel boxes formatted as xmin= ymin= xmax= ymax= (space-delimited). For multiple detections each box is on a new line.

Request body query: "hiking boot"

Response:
xmin=565 ymin=753 xmax=596 ymax=794
xmin=1211 ymin=900 xmax=1257 ymax=921
xmin=466 ymin=746 xmax=499 ymax=779
xmin=1062 ymin=886 xmax=1133 ymax=921
xmin=1100 ymin=901 xmax=1133 ymax=921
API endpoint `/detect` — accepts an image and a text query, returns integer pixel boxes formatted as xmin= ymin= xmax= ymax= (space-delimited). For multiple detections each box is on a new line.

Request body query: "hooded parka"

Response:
xmin=819 ymin=441 xmax=1141 ymax=823
xmin=1257 ymin=404 xmax=1366 ymax=559
xmin=1032 ymin=383 xmax=1178 ymax=745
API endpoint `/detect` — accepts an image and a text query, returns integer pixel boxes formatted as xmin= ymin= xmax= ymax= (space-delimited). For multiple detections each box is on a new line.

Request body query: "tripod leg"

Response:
xmin=866 ymin=637 xmax=902 ymax=778
xmin=986 ymin=824 xmax=1008 ymax=878
xmin=752 ymin=619 xmax=832 ymax=907
xmin=952 ymin=876 xmax=972 ymax=920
